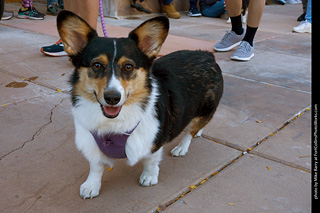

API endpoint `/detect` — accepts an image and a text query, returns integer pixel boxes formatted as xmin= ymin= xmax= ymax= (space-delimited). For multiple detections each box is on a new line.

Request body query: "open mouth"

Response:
xmin=94 ymin=91 xmax=122 ymax=119
xmin=101 ymin=105 xmax=122 ymax=119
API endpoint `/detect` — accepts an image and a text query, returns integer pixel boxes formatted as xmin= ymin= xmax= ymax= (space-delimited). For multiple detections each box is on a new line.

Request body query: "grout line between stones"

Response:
xmin=223 ymin=73 xmax=311 ymax=94
xmin=153 ymin=105 xmax=311 ymax=212
xmin=204 ymin=105 xmax=311 ymax=172
xmin=154 ymin=153 xmax=244 ymax=213
xmin=244 ymin=105 xmax=311 ymax=153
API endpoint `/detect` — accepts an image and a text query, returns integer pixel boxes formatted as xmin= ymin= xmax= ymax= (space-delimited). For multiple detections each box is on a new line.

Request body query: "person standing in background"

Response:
xmin=161 ymin=0 xmax=180 ymax=19
xmin=41 ymin=0 xmax=99 ymax=56
xmin=18 ymin=0 xmax=45 ymax=20
xmin=213 ymin=0 xmax=265 ymax=61
xmin=293 ymin=0 xmax=311 ymax=33
xmin=46 ymin=0 xmax=64 ymax=16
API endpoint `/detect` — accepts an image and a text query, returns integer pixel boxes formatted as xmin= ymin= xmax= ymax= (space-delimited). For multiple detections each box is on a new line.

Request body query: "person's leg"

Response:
xmin=188 ymin=0 xmax=201 ymax=17
xmin=225 ymin=0 xmax=242 ymax=34
xmin=305 ymin=0 xmax=311 ymax=23
xmin=225 ymin=0 xmax=243 ymax=35
xmin=246 ymin=0 xmax=265 ymax=28
xmin=241 ymin=0 xmax=264 ymax=47
xmin=58 ymin=0 xmax=64 ymax=7
xmin=47 ymin=0 xmax=59 ymax=15
xmin=297 ymin=0 xmax=307 ymax=21
xmin=162 ymin=0 xmax=173 ymax=5
xmin=41 ymin=0 xmax=98 ymax=56
xmin=21 ymin=0 xmax=32 ymax=8
xmin=189 ymin=0 xmax=197 ymax=8
xmin=201 ymin=0 xmax=225 ymax=18
xmin=293 ymin=0 xmax=311 ymax=33
xmin=302 ymin=0 xmax=307 ymax=13
xmin=224 ymin=0 xmax=241 ymax=17
xmin=40 ymin=0 xmax=79 ymax=56
xmin=242 ymin=0 xmax=264 ymax=46
xmin=230 ymin=0 xmax=264 ymax=61
xmin=47 ymin=0 xmax=55 ymax=7
xmin=213 ymin=0 xmax=244 ymax=52
xmin=18 ymin=0 xmax=45 ymax=19
xmin=162 ymin=0 xmax=180 ymax=19
xmin=64 ymin=0 xmax=80 ymax=16
xmin=78 ymin=0 xmax=99 ymax=30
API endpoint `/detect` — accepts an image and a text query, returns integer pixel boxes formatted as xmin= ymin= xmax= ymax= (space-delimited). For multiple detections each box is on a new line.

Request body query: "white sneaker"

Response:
xmin=286 ymin=0 xmax=300 ymax=4
xmin=293 ymin=21 xmax=311 ymax=33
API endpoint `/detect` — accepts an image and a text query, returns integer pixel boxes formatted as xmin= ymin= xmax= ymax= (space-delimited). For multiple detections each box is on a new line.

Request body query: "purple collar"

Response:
xmin=91 ymin=122 xmax=140 ymax=159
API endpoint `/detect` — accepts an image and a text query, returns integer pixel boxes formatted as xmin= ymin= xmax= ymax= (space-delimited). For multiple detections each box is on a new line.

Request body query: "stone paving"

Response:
xmin=0 ymin=3 xmax=311 ymax=213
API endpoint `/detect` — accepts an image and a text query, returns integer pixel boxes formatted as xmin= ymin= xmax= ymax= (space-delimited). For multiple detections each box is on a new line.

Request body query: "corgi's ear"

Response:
xmin=129 ymin=16 xmax=169 ymax=59
xmin=57 ymin=10 xmax=97 ymax=56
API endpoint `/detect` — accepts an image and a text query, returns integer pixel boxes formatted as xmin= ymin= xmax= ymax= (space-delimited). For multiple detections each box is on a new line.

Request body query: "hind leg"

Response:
xmin=194 ymin=128 xmax=203 ymax=137
xmin=171 ymin=116 xmax=211 ymax=157
xmin=171 ymin=133 xmax=193 ymax=157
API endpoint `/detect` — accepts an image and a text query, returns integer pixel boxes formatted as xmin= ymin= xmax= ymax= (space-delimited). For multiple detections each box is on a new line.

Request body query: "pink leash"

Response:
xmin=99 ymin=0 xmax=108 ymax=38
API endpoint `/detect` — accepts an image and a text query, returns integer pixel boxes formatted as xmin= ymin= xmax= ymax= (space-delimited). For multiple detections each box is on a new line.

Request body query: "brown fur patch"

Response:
xmin=117 ymin=56 xmax=136 ymax=68
xmin=94 ymin=54 xmax=109 ymax=65
xmin=189 ymin=116 xmax=212 ymax=137
xmin=119 ymin=67 xmax=150 ymax=106
xmin=73 ymin=67 xmax=107 ymax=103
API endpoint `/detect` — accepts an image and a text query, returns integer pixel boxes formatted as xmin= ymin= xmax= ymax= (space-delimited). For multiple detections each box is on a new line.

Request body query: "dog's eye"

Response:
xmin=123 ymin=64 xmax=134 ymax=72
xmin=92 ymin=63 xmax=103 ymax=72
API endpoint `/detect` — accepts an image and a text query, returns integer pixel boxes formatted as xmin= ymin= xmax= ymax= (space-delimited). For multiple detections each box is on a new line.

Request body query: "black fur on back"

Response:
xmin=151 ymin=50 xmax=223 ymax=151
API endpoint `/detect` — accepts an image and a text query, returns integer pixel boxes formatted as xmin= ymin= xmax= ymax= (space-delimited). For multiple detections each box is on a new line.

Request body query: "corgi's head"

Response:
xmin=57 ymin=11 xmax=169 ymax=118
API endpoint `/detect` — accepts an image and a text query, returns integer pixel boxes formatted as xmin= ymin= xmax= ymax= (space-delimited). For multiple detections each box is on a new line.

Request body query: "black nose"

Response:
xmin=104 ymin=90 xmax=121 ymax=105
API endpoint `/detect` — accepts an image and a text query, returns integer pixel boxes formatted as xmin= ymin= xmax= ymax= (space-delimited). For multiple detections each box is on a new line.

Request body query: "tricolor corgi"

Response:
xmin=57 ymin=10 xmax=223 ymax=199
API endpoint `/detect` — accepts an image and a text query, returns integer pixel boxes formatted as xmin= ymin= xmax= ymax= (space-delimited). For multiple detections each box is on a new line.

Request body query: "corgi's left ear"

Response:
xmin=129 ymin=16 xmax=169 ymax=59
xmin=57 ymin=10 xmax=97 ymax=56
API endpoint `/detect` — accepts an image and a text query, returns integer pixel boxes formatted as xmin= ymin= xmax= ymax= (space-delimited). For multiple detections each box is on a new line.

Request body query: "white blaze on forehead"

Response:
xmin=104 ymin=39 xmax=125 ymax=106
xmin=112 ymin=39 xmax=117 ymax=74
xmin=107 ymin=39 xmax=120 ymax=90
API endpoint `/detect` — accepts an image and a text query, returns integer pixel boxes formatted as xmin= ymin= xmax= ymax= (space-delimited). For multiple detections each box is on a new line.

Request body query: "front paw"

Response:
xmin=139 ymin=172 xmax=158 ymax=187
xmin=80 ymin=180 xmax=101 ymax=199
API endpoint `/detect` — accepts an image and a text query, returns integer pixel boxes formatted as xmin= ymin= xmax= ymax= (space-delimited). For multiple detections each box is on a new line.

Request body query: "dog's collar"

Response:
xmin=90 ymin=122 xmax=140 ymax=159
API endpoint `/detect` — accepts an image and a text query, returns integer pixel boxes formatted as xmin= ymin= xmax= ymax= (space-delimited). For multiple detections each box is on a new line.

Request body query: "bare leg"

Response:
xmin=63 ymin=0 xmax=99 ymax=29
xmin=78 ymin=0 xmax=99 ymax=30
xmin=63 ymin=0 xmax=80 ymax=15
xmin=225 ymin=0 xmax=241 ymax=17
xmin=247 ymin=0 xmax=265 ymax=28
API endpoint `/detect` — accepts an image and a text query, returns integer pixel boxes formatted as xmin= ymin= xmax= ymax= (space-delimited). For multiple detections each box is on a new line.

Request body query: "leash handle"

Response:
xmin=99 ymin=0 xmax=108 ymax=38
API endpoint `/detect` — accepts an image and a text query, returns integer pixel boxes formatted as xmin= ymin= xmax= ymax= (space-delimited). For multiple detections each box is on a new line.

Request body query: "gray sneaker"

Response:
xmin=231 ymin=41 xmax=254 ymax=61
xmin=213 ymin=30 xmax=245 ymax=52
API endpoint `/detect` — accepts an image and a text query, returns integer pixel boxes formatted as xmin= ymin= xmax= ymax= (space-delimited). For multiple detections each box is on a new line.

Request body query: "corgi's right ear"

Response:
xmin=57 ymin=10 xmax=97 ymax=56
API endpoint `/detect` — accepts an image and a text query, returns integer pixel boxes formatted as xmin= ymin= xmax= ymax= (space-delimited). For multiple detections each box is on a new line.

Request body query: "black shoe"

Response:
xmin=297 ymin=12 xmax=306 ymax=22
xmin=41 ymin=39 xmax=68 ymax=57
xmin=188 ymin=7 xmax=201 ymax=17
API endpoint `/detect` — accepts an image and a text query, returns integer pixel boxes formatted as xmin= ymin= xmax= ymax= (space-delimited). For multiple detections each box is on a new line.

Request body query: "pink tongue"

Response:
xmin=103 ymin=106 xmax=121 ymax=117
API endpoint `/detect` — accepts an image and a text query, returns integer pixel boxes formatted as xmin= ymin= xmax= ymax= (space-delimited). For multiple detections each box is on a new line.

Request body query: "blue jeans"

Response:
xmin=201 ymin=0 xmax=225 ymax=18
xmin=163 ymin=0 xmax=173 ymax=5
xmin=305 ymin=0 xmax=311 ymax=23
xmin=47 ymin=0 xmax=64 ymax=7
